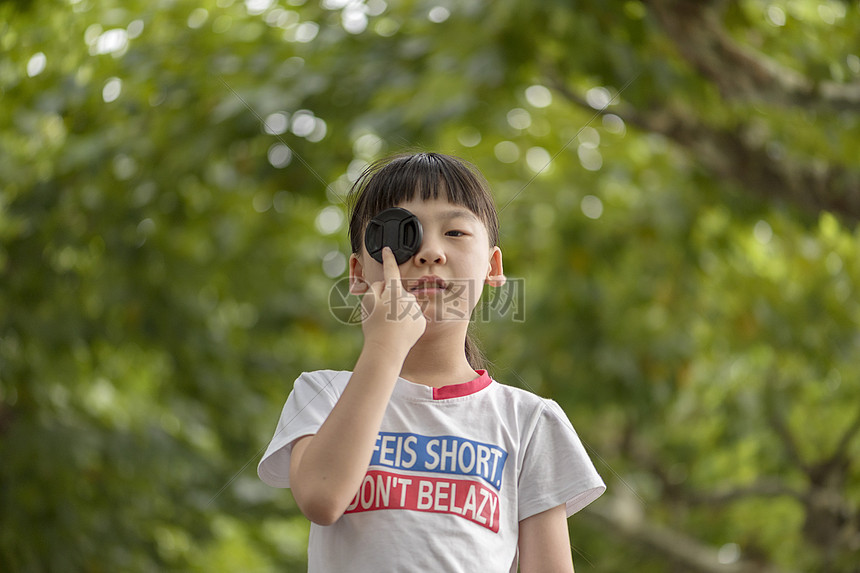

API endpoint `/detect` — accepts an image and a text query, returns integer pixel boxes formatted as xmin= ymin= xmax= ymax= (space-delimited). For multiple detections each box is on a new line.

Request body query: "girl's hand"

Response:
xmin=361 ymin=247 xmax=426 ymax=356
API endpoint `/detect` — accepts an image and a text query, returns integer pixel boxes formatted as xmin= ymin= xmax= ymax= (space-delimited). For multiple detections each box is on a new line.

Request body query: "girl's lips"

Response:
xmin=408 ymin=275 xmax=447 ymax=292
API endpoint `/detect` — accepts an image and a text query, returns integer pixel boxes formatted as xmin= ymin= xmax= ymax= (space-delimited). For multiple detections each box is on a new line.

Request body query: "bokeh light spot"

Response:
xmin=102 ymin=77 xmax=122 ymax=102
xmin=581 ymin=195 xmax=603 ymax=219
xmin=264 ymin=112 xmax=290 ymax=135
xmin=27 ymin=52 xmax=47 ymax=77
xmin=494 ymin=141 xmax=520 ymax=163
xmin=268 ymin=143 xmax=292 ymax=168
xmin=506 ymin=108 xmax=531 ymax=130
xmin=585 ymin=86 xmax=612 ymax=110
xmin=315 ymin=206 xmax=345 ymax=235
xmin=524 ymin=85 xmax=552 ymax=108
xmin=428 ymin=6 xmax=450 ymax=23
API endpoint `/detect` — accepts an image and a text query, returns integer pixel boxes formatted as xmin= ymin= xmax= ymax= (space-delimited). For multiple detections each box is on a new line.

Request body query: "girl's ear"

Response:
xmin=485 ymin=246 xmax=506 ymax=287
xmin=349 ymin=253 xmax=370 ymax=294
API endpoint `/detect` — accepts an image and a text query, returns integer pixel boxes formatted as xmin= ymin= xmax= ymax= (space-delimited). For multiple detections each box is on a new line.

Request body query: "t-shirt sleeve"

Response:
xmin=256 ymin=370 xmax=348 ymax=488
xmin=517 ymin=399 xmax=606 ymax=520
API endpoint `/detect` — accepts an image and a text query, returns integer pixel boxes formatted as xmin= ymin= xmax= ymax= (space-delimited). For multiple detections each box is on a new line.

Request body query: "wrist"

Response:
xmin=361 ymin=337 xmax=411 ymax=364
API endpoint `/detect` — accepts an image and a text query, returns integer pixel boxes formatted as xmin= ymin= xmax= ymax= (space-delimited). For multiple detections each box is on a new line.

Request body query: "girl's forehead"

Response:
xmin=395 ymin=197 xmax=480 ymax=221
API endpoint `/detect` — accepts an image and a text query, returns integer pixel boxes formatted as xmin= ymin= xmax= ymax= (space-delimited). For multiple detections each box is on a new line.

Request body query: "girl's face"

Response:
xmin=349 ymin=196 xmax=505 ymax=323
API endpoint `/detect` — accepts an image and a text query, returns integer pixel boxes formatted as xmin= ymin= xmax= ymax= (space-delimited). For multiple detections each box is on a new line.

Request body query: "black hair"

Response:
xmin=346 ymin=152 xmax=500 ymax=369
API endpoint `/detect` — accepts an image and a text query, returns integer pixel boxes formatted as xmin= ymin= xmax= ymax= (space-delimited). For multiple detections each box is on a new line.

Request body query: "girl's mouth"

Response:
xmin=408 ymin=275 xmax=448 ymax=294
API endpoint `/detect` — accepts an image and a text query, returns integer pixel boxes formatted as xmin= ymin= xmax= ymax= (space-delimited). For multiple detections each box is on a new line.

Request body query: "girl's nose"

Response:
xmin=415 ymin=237 xmax=445 ymax=265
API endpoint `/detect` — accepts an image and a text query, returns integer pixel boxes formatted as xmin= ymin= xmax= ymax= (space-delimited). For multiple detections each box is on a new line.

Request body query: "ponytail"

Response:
xmin=464 ymin=329 xmax=486 ymax=371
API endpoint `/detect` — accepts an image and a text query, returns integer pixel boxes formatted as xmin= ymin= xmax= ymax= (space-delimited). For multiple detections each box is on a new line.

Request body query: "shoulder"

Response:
xmin=297 ymin=369 xmax=352 ymax=382
xmin=489 ymin=378 xmax=556 ymax=411
xmin=488 ymin=380 xmax=562 ymax=423
xmin=489 ymin=379 xmax=575 ymax=432
xmin=291 ymin=369 xmax=353 ymax=397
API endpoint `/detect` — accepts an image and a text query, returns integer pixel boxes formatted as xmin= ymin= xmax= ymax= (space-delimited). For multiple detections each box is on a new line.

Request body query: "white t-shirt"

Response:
xmin=258 ymin=369 xmax=605 ymax=573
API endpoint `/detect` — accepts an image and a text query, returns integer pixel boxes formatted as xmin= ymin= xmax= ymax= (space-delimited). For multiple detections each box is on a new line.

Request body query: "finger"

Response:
xmin=381 ymin=247 xmax=402 ymax=289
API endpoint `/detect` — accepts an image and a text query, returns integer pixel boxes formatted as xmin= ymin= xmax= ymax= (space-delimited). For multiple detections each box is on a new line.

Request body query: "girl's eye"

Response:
xmin=445 ymin=230 xmax=466 ymax=237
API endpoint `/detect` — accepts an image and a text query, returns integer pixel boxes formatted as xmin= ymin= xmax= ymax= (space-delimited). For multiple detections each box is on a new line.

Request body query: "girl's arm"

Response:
xmin=289 ymin=248 xmax=426 ymax=525
xmin=518 ymin=504 xmax=576 ymax=573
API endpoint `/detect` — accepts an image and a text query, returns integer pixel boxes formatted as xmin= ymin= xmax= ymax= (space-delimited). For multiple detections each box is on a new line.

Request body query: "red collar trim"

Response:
xmin=432 ymin=370 xmax=492 ymax=400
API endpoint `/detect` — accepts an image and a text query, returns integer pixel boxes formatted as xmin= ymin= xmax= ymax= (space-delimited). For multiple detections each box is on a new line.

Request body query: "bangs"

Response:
xmin=347 ymin=153 xmax=499 ymax=254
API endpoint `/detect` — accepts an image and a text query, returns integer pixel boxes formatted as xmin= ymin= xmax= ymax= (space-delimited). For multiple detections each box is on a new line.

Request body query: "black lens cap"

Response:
xmin=364 ymin=207 xmax=423 ymax=265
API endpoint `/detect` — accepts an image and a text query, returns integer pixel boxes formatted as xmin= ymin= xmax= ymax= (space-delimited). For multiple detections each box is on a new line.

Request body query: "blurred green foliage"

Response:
xmin=1 ymin=0 xmax=859 ymax=571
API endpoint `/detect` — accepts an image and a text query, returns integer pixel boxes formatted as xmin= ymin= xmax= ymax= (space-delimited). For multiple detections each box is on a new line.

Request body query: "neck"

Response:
xmin=399 ymin=320 xmax=477 ymax=388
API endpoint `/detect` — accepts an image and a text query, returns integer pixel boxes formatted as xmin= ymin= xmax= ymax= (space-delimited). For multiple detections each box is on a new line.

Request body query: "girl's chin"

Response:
xmin=417 ymin=301 xmax=474 ymax=324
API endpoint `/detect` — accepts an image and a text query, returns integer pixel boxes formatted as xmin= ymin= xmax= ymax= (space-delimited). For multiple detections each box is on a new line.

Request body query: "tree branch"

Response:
xmin=586 ymin=496 xmax=799 ymax=573
xmin=644 ymin=0 xmax=860 ymax=112
xmin=0 ymin=402 xmax=14 ymax=437
xmin=547 ymin=74 xmax=860 ymax=224
xmin=828 ymin=404 xmax=860 ymax=468
xmin=617 ymin=417 xmax=805 ymax=507
xmin=761 ymin=372 xmax=809 ymax=473
xmin=800 ymin=405 xmax=860 ymax=556
xmin=686 ymin=478 xmax=804 ymax=506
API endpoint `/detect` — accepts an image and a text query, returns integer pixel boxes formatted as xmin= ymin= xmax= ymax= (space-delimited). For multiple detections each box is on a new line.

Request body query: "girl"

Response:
xmin=258 ymin=152 xmax=605 ymax=572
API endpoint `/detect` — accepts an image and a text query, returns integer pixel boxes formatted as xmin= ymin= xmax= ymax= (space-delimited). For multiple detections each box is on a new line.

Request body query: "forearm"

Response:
xmin=290 ymin=342 xmax=404 ymax=524
xmin=518 ymin=505 xmax=575 ymax=573
xmin=291 ymin=246 xmax=424 ymax=524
